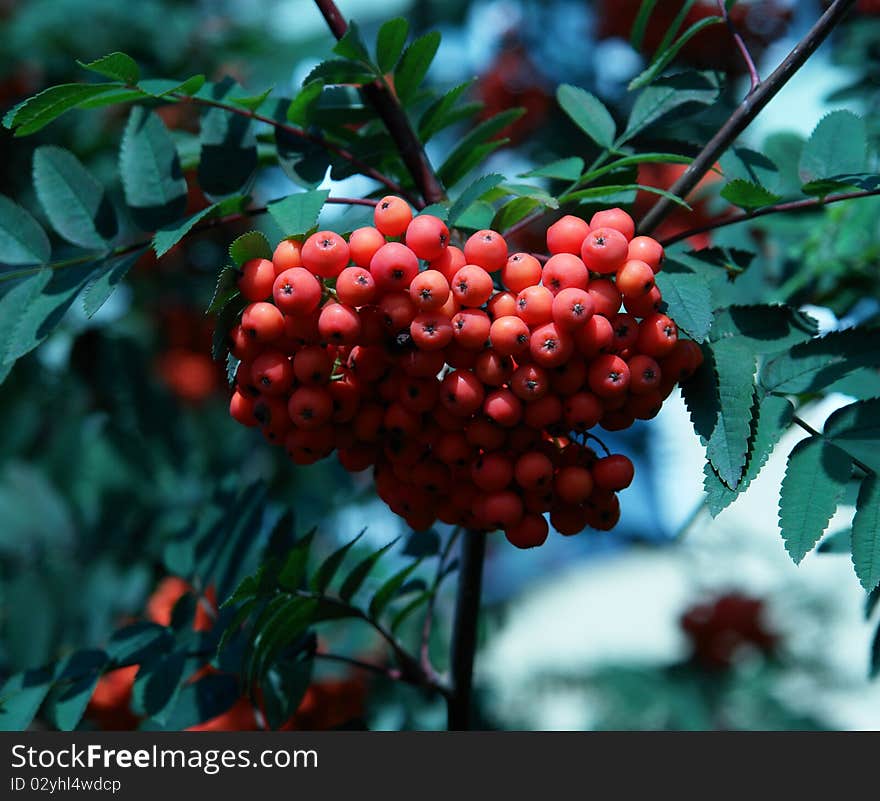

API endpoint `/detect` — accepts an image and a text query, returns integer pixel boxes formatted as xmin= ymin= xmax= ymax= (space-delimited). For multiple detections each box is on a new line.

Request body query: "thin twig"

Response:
xmin=420 ymin=526 xmax=462 ymax=680
xmin=177 ymin=93 xmax=416 ymax=204
xmin=659 ymin=187 xmax=880 ymax=247
xmin=793 ymin=414 xmax=872 ymax=475
xmin=312 ymin=0 xmax=447 ymax=207
xmin=717 ymin=0 xmax=760 ymax=91
xmin=638 ymin=0 xmax=857 ymax=235
xmin=314 ymin=651 xmax=402 ymax=681
xmin=0 ymin=196 xmax=378 ymax=284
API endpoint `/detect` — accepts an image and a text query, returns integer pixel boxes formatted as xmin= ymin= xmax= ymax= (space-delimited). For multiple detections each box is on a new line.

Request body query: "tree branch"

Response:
xmin=638 ymin=0 xmax=857 ymax=236
xmin=313 ymin=0 xmax=447 ymax=207
xmin=446 ymin=530 xmax=486 ymax=730
xmin=658 ymin=187 xmax=880 ymax=247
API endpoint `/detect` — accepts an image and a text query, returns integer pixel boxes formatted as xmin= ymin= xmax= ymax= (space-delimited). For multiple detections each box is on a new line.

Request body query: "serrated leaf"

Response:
xmin=619 ymin=71 xmax=720 ymax=144
xmin=579 ymin=152 xmax=693 ymax=185
xmin=333 ymin=20 xmax=372 ymax=64
xmin=780 ymin=437 xmax=852 ymax=564
xmin=0 ymin=667 xmax=55 ymax=731
xmin=629 ymin=16 xmax=723 ymax=90
xmin=78 ymin=52 xmax=139 ymax=84
xmin=119 ymin=106 xmax=187 ymax=230
xmin=852 ymin=475 xmax=880 ymax=592
xmin=207 ymin=266 xmax=240 ymax=316
xmin=339 ymin=539 xmax=399 ymax=603
xmin=720 ymin=146 xmax=781 ymax=193
xmin=277 ymin=529 xmax=316 ymax=591
xmin=82 ymin=249 xmax=144 ymax=317
xmin=33 ymin=146 xmax=117 ymax=249
xmin=0 ymin=270 xmax=52 ymax=375
xmin=286 ymin=81 xmax=324 ymax=125
xmin=131 ymin=651 xmax=186 ymax=720
xmin=0 ymin=195 xmax=51 ymax=267
xmin=710 ymin=305 xmax=818 ymax=353
xmin=249 ymin=598 xmax=317 ymax=681
xmin=146 ymin=673 xmax=241 ymax=731
xmin=523 ymin=157 xmax=585 ymax=182
xmin=369 ymin=560 xmax=423 ymax=618
xmin=824 ymin=399 xmax=880 ymax=475
xmin=395 ymin=31 xmax=441 ymax=105
xmin=305 ymin=59 xmax=375 ymax=87
xmin=654 ymin=270 xmax=712 ymax=342
xmin=564 ymin=183 xmax=690 ymax=208
xmin=139 ymin=75 xmax=206 ymax=98
xmin=106 ymin=622 xmax=173 ymax=666
xmin=376 ymin=18 xmax=409 ymax=73
xmin=267 ymin=190 xmax=329 ymax=238
xmin=448 ymin=174 xmax=505 ymax=227
xmin=438 ymin=110 xmax=521 ymax=187
xmin=229 ymin=231 xmax=272 ymax=267
xmin=557 ymin=84 xmax=616 ymax=149
xmin=153 ymin=196 xmax=245 ymax=258
xmin=703 ymin=394 xmax=793 ymax=516
xmin=261 ymin=659 xmax=312 ymax=730
xmin=418 ymin=80 xmax=478 ymax=142
xmin=454 ymin=200 xmax=495 ymax=231
xmin=720 ymin=179 xmax=782 ymax=210
xmin=761 ymin=328 xmax=880 ymax=395
xmin=799 ymin=110 xmax=867 ymax=186
xmin=492 ymin=197 xmax=542 ymax=232
xmin=275 ymin=126 xmax=331 ymax=189
xmin=3 ymin=83 xmax=124 ymax=136
xmin=198 ymin=79 xmax=258 ymax=197
xmin=310 ymin=529 xmax=365 ymax=594
xmin=43 ymin=650 xmax=108 ymax=731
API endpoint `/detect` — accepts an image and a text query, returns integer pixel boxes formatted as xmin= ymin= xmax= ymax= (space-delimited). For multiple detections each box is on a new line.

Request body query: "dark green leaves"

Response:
xmin=0 ymin=668 xmax=55 ymax=731
xmin=33 ymin=146 xmax=117 ymax=249
xmin=653 ymin=270 xmax=712 ymax=342
xmin=448 ymin=174 xmax=505 ymax=227
xmin=152 ymin=196 xmax=245 ymax=258
xmin=229 ymin=231 xmax=272 ymax=267
xmin=852 ymin=476 xmax=880 ymax=592
xmin=310 ymin=530 xmax=365 ymax=594
xmin=720 ymin=179 xmax=782 ymax=210
xmin=376 ymin=18 xmax=409 ymax=73
xmin=556 ymin=85 xmax=616 ymax=150
xmin=3 ymin=83 xmax=125 ymax=137
xmin=43 ymin=650 xmax=108 ymax=731
xmin=799 ymin=111 xmax=867 ymax=188
xmin=629 ymin=15 xmax=723 ymax=90
xmin=119 ymin=107 xmax=187 ymax=230
xmin=395 ymin=31 xmax=441 ymax=105
xmin=779 ymin=437 xmax=852 ymax=564
xmin=267 ymin=190 xmax=329 ymax=238
xmin=0 ymin=195 xmax=51 ymax=267
xmin=78 ymin=52 xmax=140 ymax=84
xmin=437 ymin=109 xmax=524 ymax=187
xmin=131 ymin=651 xmax=186 ymax=719
xmin=824 ymin=399 xmax=880 ymax=474
xmin=198 ymin=80 xmax=258 ymax=197
xmin=339 ymin=539 xmax=398 ymax=603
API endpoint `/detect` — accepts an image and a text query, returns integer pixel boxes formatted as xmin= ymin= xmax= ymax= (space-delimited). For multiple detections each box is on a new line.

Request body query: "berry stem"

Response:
xmin=658 ymin=187 xmax=880 ymax=248
xmin=447 ymin=530 xmax=486 ymax=730
xmin=312 ymin=0 xmax=448 ymax=208
xmin=421 ymin=526 xmax=462 ymax=681
xmin=638 ymin=0 xmax=857 ymax=236
xmin=716 ymin=0 xmax=760 ymax=92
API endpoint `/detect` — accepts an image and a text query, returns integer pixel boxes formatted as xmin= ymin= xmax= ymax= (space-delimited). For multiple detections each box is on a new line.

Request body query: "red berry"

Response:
xmin=551 ymin=287 xmax=594 ymax=330
xmin=502 ymin=253 xmax=543 ymax=293
xmin=514 ymin=451 xmax=554 ymax=491
xmin=587 ymin=279 xmax=622 ymax=318
xmin=616 ymin=259 xmax=656 ymax=297
xmin=510 ymin=364 xmax=550 ymax=401
xmin=580 ymin=227 xmax=629 ymax=274
xmin=464 ymin=229 xmax=508 ymax=272
xmin=301 ymin=231 xmax=350 ymax=278
xmin=483 ymin=490 xmax=524 ymax=528
xmin=318 ymin=302 xmax=362 ymax=345
xmin=272 ymin=239 xmax=303 ymax=273
xmin=483 ymin=388 xmax=523 ymax=427
xmin=349 ymin=226 xmax=386 ymax=268
xmin=451 ymin=309 xmax=491 ymax=349
xmin=542 ymin=253 xmax=589 ymax=294
xmin=589 ymin=208 xmax=634 ymax=240
xmin=636 ymin=313 xmax=678 ymax=357
xmin=529 ymin=322 xmax=574 ymax=368
xmin=487 ymin=290 xmax=518 ymax=319
xmin=515 ymin=285 xmax=554 ymax=326
xmin=229 ymin=390 xmax=258 ymax=426
xmin=242 ymin=302 xmax=285 ymax=343
xmin=441 ymin=370 xmax=485 ymax=417
xmin=273 ymin=268 xmax=322 ymax=315
xmin=627 ymin=354 xmax=662 ymax=394
xmin=374 ymin=196 xmax=412 ymax=237
xmin=471 ymin=452 xmax=514 ymax=492
xmin=574 ymin=314 xmax=615 ymax=358
xmin=251 ymin=350 xmax=293 ymax=395
xmin=288 ymin=385 xmax=333 ymax=430
xmin=409 ymin=269 xmax=450 ymax=312
xmin=451 ymin=264 xmax=494 ymax=307
xmin=588 ymin=354 xmax=630 ymax=397
xmin=405 ymin=214 xmax=449 ymax=260
xmin=627 ymin=236 xmax=664 ymax=273
xmin=593 ymin=454 xmax=634 ymax=491
xmin=564 ymin=391 xmax=604 ymax=431
xmin=489 ymin=315 xmax=531 ymax=357
xmin=505 ymin=513 xmax=549 ymax=549
xmin=410 ymin=311 xmax=454 ymax=351
xmin=370 ymin=242 xmax=419 ymax=292
xmin=546 ymin=214 xmax=591 ymax=255
xmin=238 ymin=258 xmax=275 ymax=301
xmin=474 ymin=349 xmax=514 ymax=386
xmin=431 ymin=245 xmax=466 ymax=283
xmin=336 ymin=266 xmax=378 ymax=307
xmin=555 ymin=465 xmax=594 ymax=505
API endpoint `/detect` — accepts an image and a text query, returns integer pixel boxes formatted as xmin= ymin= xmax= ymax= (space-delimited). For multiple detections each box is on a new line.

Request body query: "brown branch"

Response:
xmin=717 ymin=0 xmax=760 ymax=92
xmin=638 ymin=0 xmax=857 ymax=236
xmin=177 ymin=93 xmax=416 ymax=204
xmin=659 ymin=187 xmax=880 ymax=247
xmin=313 ymin=0 xmax=447 ymax=207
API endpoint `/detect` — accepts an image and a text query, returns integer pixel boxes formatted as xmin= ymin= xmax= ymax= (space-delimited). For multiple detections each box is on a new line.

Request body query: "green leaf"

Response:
xmin=0 ymin=195 xmax=51 ymax=267
xmin=631 ymin=0 xmax=660 ymax=49
xmin=523 ymin=157 xmax=585 ymax=182
xmin=390 ymin=591 xmax=432 ymax=633
xmin=418 ymin=80 xmax=478 ymax=142
xmin=557 ymin=84 xmax=616 ymax=149
xmin=710 ymin=305 xmax=818 ymax=353
xmin=437 ymin=109 xmax=524 ymax=187
xmin=119 ymin=106 xmax=187 ymax=230
xmin=369 ymin=560 xmax=423 ymax=618
xmin=304 ymin=59 xmax=375 ymax=86
xmin=339 ymin=539 xmax=399 ymax=603
xmin=78 ymin=52 xmax=139 ymax=84
xmin=703 ymin=394 xmax=794 ymax=516
xmin=720 ymin=146 xmax=781 ymax=193
xmin=653 ymin=270 xmax=712 ymax=342
xmin=261 ymin=659 xmax=312 ymax=730
xmin=82 ymin=249 xmax=144 ymax=317
xmin=310 ymin=529 xmax=365 ymax=594
xmin=277 ymin=529 xmax=317 ymax=591
xmin=229 ymin=88 xmax=273 ymax=112
xmin=564 ymin=183 xmax=690 ymax=208
xmin=275 ymin=127 xmax=331 ymax=189
xmin=198 ymin=79 xmax=258 ymax=197
xmin=131 ymin=651 xmax=186 ymax=719
xmin=267 ymin=190 xmax=329 ymax=238
xmin=395 ymin=31 xmax=441 ymax=105
xmin=448 ymin=174 xmax=506 ymax=227
xmin=33 ymin=146 xmax=117 ymax=249
xmin=706 ymin=339 xmax=757 ymax=488
xmin=106 ymin=622 xmax=173 ymax=666
xmin=578 ymin=152 xmax=693 ymax=186
xmin=153 ymin=196 xmax=245 ymax=258
xmin=799 ymin=110 xmax=867 ymax=186
xmin=0 ymin=667 xmax=55 ymax=731
xmin=229 ymin=231 xmax=272 ymax=267
xmin=492 ymin=197 xmax=542 ymax=232
xmin=139 ymin=75 xmax=206 ymax=98
xmin=248 ymin=598 xmax=316 ymax=681
xmin=286 ymin=81 xmax=324 ymax=125
xmin=376 ymin=18 xmax=409 ymax=73
xmin=0 ymin=270 xmax=52 ymax=376
xmin=619 ymin=71 xmax=720 ymax=144
xmin=145 ymin=673 xmax=241 ymax=731
xmin=779 ymin=437 xmax=852 ymax=564
xmin=761 ymin=327 xmax=880 ymax=395
xmin=629 ymin=16 xmax=723 ymax=90
xmin=207 ymin=266 xmax=240 ymax=316
xmin=454 ymin=200 xmax=496 ymax=231
xmin=3 ymin=83 xmax=124 ymax=136
xmin=852 ymin=475 xmax=880 ymax=592
xmin=333 ymin=20 xmax=372 ymax=64
xmin=43 ymin=650 xmax=108 ymax=731
xmin=720 ymin=179 xmax=782 ymax=210
xmin=824 ymin=399 xmax=880 ymax=475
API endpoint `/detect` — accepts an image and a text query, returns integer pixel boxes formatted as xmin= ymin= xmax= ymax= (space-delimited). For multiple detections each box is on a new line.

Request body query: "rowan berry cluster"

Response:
xmin=225 ymin=196 xmax=702 ymax=548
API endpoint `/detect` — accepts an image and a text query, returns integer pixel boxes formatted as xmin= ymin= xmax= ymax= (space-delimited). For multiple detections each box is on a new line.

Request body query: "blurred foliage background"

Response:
xmin=1 ymin=0 xmax=880 ymax=730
